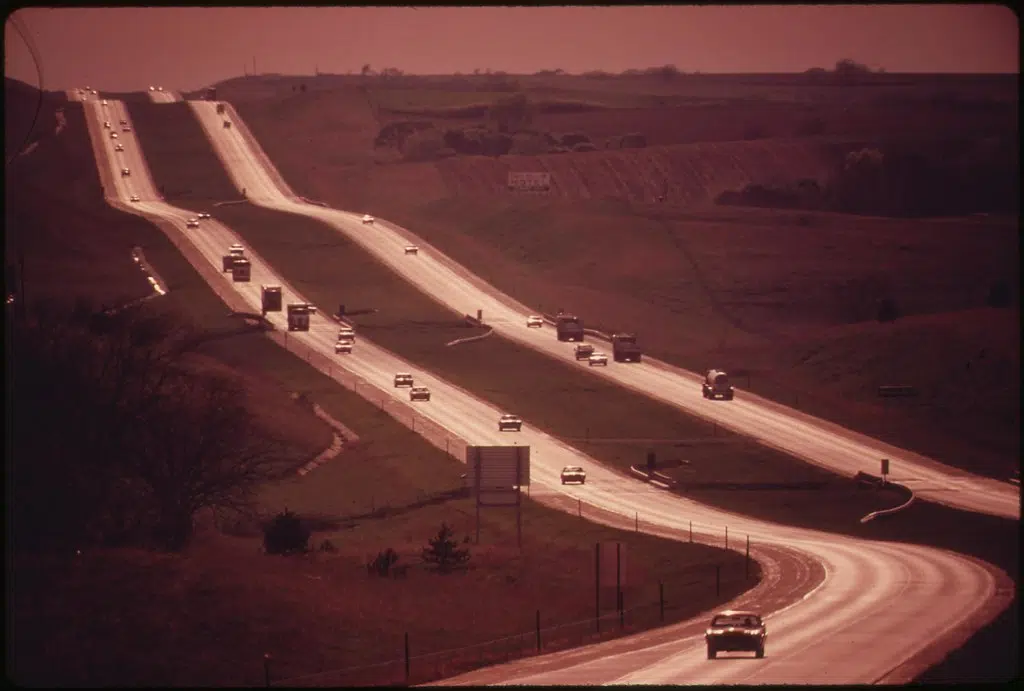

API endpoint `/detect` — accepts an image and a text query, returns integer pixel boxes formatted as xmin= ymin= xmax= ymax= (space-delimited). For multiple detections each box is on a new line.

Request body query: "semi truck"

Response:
xmin=287 ymin=303 xmax=312 ymax=331
xmin=555 ymin=311 xmax=585 ymax=342
xmin=611 ymin=333 xmax=642 ymax=363
xmin=261 ymin=285 xmax=282 ymax=312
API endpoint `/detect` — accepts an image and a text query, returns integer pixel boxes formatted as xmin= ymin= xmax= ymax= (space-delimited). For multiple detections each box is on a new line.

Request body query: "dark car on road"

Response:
xmin=705 ymin=610 xmax=766 ymax=659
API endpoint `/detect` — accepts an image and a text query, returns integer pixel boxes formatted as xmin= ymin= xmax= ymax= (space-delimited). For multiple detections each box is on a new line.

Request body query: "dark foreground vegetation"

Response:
xmin=7 ymin=300 xmax=295 ymax=552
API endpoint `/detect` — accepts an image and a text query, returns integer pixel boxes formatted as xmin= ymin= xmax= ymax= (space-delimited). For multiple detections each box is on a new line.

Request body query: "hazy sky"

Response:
xmin=4 ymin=5 xmax=1019 ymax=92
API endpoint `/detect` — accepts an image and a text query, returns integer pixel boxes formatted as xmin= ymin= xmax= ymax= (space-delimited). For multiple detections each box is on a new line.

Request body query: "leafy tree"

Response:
xmin=264 ymin=509 xmax=310 ymax=555
xmin=421 ymin=522 xmax=470 ymax=573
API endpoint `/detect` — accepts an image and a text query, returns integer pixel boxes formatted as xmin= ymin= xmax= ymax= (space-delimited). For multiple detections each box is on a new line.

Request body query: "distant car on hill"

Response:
xmin=498 ymin=414 xmax=522 ymax=432
xmin=361 ymin=214 xmax=375 ymax=225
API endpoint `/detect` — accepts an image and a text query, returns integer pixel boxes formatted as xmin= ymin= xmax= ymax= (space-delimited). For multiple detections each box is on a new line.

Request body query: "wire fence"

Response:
xmin=269 ymin=560 xmax=753 ymax=687
xmin=259 ymin=322 xmax=762 ymax=687
xmin=265 ymin=328 xmax=470 ymax=466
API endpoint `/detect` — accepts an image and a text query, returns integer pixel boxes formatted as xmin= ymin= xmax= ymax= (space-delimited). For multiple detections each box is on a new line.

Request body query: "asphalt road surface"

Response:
xmin=77 ymin=98 xmax=1017 ymax=685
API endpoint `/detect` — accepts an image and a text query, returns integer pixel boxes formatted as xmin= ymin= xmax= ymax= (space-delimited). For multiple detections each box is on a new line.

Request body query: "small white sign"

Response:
xmin=508 ymin=171 xmax=551 ymax=192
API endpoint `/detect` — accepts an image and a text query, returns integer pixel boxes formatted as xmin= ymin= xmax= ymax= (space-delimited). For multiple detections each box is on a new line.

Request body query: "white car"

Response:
xmin=228 ymin=243 xmax=245 ymax=256
xmin=498 ymin=414 xmax=523 ymax=432
xmin=361 ymin=214 xmax=375 ymax=225
xmin=120 ymin=168 xmax=130 ymax=177
xmin=186 ymin=218 xmax=200 ymax=229
xmin=148 ymin=86 xmax=155 ymax=91
xmin=109 ymin=132 xmax=118 ymax=139
xmin=560 ymin=466 xmax=587 ymax=485
xmin=526 ymin=315 xmax=544 ymax=328
xmin=338 ymin=326 xmax=356 ymax=341
xmin=157 ymin=86 xmax=163 ymax=91
xmin=334 ymin=340 xmax=353 ymax=354
xmin=103 ymin=121 xmax=111 ymax=129
xmin=403 ymin=245 xmax=419 ymax=255
xmin=101 ymin=100 xmax=108 ymax=106
xmin=129 ymin=195 xmax=140 ymax=202
xmin=409 ymin=386 xmax=431 ymax=402
xmin=588 ymin=353 xmax=609 ymax=367
xmin=114 ymin=143 xmax=124 ymax=152
xmin=122 ymin=125 xmax=131 ymax=132
xmin=197 ymin=212 xmax=211 ymax=219
xmin=394 ymin=373 xmax=414 ymax=388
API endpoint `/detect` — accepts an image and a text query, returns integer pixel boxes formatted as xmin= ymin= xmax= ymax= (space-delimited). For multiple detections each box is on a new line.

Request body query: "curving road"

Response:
xmin=187 ymin=100 xmax=1019 ymax=522
xmin=79 ymin=97 xmax=1015 ymax=684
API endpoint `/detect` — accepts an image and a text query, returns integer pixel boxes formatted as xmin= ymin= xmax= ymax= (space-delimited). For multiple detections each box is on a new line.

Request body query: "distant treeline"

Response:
xmin=717 ymin=137 xmax=1019 ymax=217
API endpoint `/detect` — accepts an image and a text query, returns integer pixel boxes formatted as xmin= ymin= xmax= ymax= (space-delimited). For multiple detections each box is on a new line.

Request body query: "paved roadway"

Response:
xmin=80 ymin=98 xmax=1016 ymax=684
xmin=188 ymin=100 xmax=1019 ymax=522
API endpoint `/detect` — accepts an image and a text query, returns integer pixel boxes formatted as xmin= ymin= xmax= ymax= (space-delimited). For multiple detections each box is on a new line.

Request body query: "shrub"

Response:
xmin=367 ymin=547 xmax=399 ymax=577
xmin=373 ymin=120 xmax=434 ymax=149
xmin=876 ymin=297 xmax=900 ymax=323
xmin=742 ymin=123 xmax=767 ymax=140
xmin=509 ymin=132 xmax=550 ymax=156
xmin=263 ymin=509 xmax=310 ymax=555
xmin=480 ymin=131 xmax=513 ymax=157
xmin=401 ymin=128 xmax=447 ymax=162
xmin=986 ymin=279 xmax=1012 ymax=308
xmin=560 ymin=132 xmax=591 ymax=148
xmin=421 ymin=522 xmax=470 ymax=573
xmin=620 ymin=132 xmax=647 ymax=148
xmin=797 ymin=117 xmax=826 ymax=136
xmin=572 ymin=142 xmax=598 ymax=153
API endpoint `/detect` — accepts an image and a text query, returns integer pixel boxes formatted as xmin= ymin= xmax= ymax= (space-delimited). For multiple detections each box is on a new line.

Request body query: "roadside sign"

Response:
xmin=881 ymin=458 xmax=890 ymax=476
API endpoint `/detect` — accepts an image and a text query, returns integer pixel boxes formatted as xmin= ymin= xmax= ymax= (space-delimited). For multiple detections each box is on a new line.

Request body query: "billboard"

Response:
xmin=507 ymin=171 xmax=551 ymax=192
xmin=465 ymin=445 xmax=531 ymax=495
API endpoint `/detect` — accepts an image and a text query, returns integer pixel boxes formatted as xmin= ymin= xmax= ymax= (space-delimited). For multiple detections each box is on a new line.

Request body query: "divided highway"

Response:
xmin=189 ymin=100 xmax=1019 ymax=522
xmin=79 ymin=97 xmax=1015 ymax=684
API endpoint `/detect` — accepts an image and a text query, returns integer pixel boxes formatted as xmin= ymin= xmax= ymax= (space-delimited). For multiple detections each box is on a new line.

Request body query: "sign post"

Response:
xmin=881 ymin=458 xmax=890 ymax=485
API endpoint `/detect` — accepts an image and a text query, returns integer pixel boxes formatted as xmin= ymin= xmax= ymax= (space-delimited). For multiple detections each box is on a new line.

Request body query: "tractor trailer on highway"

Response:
xmin=555 ymin=311 xmax=585 ymax=342
xmin=611 ymin=332 xmax=643 ymax=363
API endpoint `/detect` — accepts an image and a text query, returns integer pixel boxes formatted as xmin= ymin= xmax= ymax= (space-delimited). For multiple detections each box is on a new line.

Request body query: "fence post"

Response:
xmin=725 ymin=526 xmax=728 ymax=550
xmin=412 ymin=415 xmax=416 ymax=432
xmin=716 ymin=564 xmax=721 ymax=596
xmin=263 ymin=653 xmax=271 ymax=688
xmin=578 ymin=498 xmax=582 ymax=518
xmin=536 ymin=610 xmax=541 ymax=653
xmin=659 ymin=581 xmax=664 ymax=622
xmin=635 ymin=511 xmax=638 ymax=532
xmin=446 ymin=438 xmax=450 ymax=454
xmin=746 ymin=535 xmax=750 ymax=579
xmin=689 ymin=520 xmax=693 ymax=543
xmin=404 ymin=632 xmax=410 ymax=683
xmin=619 ymin=591 xmax=625 ymax=629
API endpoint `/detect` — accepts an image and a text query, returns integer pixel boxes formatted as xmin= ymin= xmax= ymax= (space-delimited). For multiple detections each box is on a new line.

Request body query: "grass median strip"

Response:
xmin=129 ymin=97 xmax=926 ymax=533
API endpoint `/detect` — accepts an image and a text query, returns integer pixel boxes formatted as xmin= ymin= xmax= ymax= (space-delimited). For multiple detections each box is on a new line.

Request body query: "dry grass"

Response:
xmin=7 ymin=81 xmax=759 ymax=687
xmin=238 ymin=81 xmax=1018 ymax=481
xmin=9 ymin=75 xmax=1018 ymax=685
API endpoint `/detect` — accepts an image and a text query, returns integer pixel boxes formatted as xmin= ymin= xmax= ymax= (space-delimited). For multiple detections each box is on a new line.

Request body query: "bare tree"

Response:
xmin=9 ymin=298 xmax=287 ymax=552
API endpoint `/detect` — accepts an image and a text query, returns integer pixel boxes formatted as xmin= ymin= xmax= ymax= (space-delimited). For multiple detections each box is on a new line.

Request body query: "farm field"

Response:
xmin=232 ymin=74 xmax=1019 ymax=481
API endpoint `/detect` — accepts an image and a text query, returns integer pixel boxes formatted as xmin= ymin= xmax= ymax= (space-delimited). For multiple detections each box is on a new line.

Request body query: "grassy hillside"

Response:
xmin=231 ymin=76 xmax=1019 ymax=479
